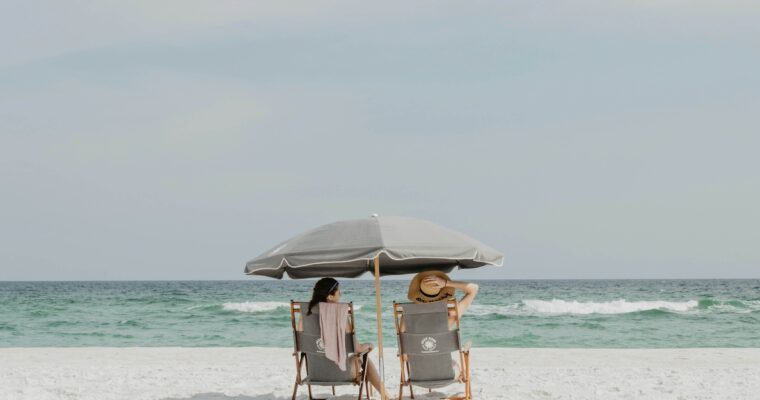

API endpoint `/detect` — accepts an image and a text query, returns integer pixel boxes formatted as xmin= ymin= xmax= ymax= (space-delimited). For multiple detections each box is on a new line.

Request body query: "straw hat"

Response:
xmin=407 ymin=270 xmax=455 ymax=303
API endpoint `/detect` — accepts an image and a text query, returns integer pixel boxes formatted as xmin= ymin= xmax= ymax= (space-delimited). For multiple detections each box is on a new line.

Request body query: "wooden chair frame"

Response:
xmin=393 ymin=299 xmax=472 ymax=400
xmin=290 ymin=301 xmax=372 ymax=400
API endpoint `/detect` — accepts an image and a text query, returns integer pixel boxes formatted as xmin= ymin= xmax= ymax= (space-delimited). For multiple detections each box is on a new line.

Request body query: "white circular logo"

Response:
xmin=421 ymin=337 xmax=438 ymax=352
xmin=316 ymin=338 xmax=325 ymax=352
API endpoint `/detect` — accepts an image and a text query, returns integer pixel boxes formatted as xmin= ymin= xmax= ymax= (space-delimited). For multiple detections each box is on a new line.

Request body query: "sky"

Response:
xmin=1 ymin=1 xmax=759 ymax=280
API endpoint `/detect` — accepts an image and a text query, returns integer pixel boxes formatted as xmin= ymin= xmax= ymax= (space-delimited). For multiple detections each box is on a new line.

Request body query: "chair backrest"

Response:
xmin=394 ymin=300 xmax=461 ymax=384
xmin=291 ymin=301 xmax=357 ymax=384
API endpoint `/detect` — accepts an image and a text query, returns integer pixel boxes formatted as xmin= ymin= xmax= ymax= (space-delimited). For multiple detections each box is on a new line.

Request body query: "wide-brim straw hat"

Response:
xmin=407 ymin=270 xmax=456 ymax=303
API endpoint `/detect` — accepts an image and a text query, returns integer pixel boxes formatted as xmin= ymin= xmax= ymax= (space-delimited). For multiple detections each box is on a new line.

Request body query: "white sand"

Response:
xmin=2 ymin=347 xmax=759 ymax=400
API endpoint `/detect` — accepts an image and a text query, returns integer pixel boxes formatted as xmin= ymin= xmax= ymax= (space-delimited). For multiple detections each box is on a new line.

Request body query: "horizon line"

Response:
xmin=1 ymin=277 xmax=758 ymax=283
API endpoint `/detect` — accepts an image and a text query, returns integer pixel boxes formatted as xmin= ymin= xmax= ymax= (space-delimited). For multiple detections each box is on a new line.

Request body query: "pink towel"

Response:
xmin=319 ymin=302 xmax=349 ymax=371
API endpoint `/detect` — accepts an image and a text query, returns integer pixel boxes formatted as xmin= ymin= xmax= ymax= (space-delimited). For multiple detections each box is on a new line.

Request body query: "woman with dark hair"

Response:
xmin=298 ymin=278 xmax=390 ymax=400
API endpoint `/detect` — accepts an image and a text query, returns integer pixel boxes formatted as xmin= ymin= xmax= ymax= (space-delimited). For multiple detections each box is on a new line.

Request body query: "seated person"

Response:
xmin=404 ymin=271 xmax=479 ymax=380
xmin=407 ymin=270 xmax=479 ymax=328
xmin=297 ymin=278 xmax=390 ymax=400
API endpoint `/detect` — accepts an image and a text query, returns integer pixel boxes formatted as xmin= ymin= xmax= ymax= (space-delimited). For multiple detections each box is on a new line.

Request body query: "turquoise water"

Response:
xmin=1 ymin=280 xmax=759 ymax=347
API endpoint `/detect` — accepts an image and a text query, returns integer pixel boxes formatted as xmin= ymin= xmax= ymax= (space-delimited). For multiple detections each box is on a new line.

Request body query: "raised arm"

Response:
xmin=421 ymin=275 xmax=480 ymax=322
xmin=445 ymin=280 xmax=479 ymax=316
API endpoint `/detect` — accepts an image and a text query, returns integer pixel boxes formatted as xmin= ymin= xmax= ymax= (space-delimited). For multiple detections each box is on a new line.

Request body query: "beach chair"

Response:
xmin=393 ymin=300 xmax=472 ymax=400
xmin=290 ymin=301 xmax=371 ymax=400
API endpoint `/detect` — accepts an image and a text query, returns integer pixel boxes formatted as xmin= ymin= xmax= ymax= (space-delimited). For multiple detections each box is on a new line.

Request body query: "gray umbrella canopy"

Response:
xmin=245 ymin=215 xmax=503 ymax=279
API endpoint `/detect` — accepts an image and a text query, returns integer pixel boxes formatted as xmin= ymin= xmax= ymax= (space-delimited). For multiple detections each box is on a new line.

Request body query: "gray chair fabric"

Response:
xmin=295 ymin=302 xmax=359 ymax=386
xmin=397 ymin=301 xmax=458 ymax=388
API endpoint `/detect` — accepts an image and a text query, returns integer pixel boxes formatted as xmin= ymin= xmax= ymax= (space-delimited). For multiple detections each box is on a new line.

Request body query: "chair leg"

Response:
xmin=398 ymin=357 xmax=406 ymax=400
xmin=307 ymin=384 xmax=313 ymax=400
xmin=293 ymin=353 xmax=303 ymax=400
xmin=406 ymin=361 xmax=415 ymax=399
xmin=361 ymin=353 xmax=370 ymax=400
xmin=332 ymin=386 xmax=336 ymax=396
xmin=465 ymin=352 xmax=472 ymax=400
xmin=357 ymin=376 xmax=366 ymax=400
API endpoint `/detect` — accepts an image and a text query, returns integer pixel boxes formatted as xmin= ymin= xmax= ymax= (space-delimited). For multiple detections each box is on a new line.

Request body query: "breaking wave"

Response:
xmin=222 ymin=302 xmax=290 ymax=313
xmin=220 ymin=302 xmax=363 ymax=313
xmin=470 ymin=299 xmax=701 ymax=316
xmin=522 ymin=299 xmax=699 ymax=315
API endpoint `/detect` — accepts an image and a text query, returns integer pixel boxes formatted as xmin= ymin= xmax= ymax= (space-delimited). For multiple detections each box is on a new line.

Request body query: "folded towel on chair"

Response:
xmin=319 ymin=302 xmax=349 ymax=371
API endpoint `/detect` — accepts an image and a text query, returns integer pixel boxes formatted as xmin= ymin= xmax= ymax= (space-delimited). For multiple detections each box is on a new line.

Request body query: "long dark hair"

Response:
xmin=307 ymin=277 xmax=339 ymax=315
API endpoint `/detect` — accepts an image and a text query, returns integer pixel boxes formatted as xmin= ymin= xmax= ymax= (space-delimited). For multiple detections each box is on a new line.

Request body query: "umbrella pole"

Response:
xmin=373 ymin=255 xmax=385 ymax=390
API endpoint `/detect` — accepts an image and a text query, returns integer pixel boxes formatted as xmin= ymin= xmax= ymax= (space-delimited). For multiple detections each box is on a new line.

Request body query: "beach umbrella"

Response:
xmin=244 ymin=215 xmax=503 ymax=385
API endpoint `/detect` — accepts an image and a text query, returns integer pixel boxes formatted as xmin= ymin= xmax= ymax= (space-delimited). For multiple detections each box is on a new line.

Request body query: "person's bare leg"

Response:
xmin=355 ymin=343 xmax=389 ymax=399
xmin=364 ymin=358 xmax=390 ymax=400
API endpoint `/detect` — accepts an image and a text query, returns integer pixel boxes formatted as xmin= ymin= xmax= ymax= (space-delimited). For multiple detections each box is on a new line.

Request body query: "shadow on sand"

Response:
xmin=161 ymin=393 xmax=372 ymax=400
xmin=162 ymin=392 xmax=449 ymax=400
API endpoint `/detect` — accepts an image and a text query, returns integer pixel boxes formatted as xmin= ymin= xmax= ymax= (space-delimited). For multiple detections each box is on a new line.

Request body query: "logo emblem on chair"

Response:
xmin=421 ymin=336 xmax=438 ymax=353
xmin=316 ymin=338 xmax=325 ymax=352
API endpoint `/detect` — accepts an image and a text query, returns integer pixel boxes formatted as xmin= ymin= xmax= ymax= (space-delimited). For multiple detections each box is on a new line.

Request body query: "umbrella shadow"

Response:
xmin=161 ymin=393 xmax=449 ymax=400
xmin=160 ymin=394 xmax=263 ymax=400
xmin=161 ymin=393 xmax=382 ymax=400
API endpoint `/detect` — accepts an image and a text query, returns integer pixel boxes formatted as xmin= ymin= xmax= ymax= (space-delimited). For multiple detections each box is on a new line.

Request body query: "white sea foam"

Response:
xmin=221 ymin=302 xmax=361 ymax=313
xmin=707 ymin=299 xmax=760 ymax=314
xmin=468 ymin=304 xmax=521 ymax=316
xmin=522 ymin=299 xmax=699 ymax=315
xmin=222 ymin=302 xmax=289 ymax=313
xmin=746 ymin=300 xmax=760 ymax=309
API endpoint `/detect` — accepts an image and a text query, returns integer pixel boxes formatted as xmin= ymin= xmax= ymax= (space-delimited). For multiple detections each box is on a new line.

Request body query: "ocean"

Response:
xmin=1 ymin=280 xmax=758 ymax=348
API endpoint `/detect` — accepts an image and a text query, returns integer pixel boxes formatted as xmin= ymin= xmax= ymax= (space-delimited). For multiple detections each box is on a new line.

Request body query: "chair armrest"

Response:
xmin=356 ymin=346 xmax=373 ymax=356
xmin=354 ymin=341 xmax=374 ymax=356
xmin=462 ymin=341 xmax=472 ymax=353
